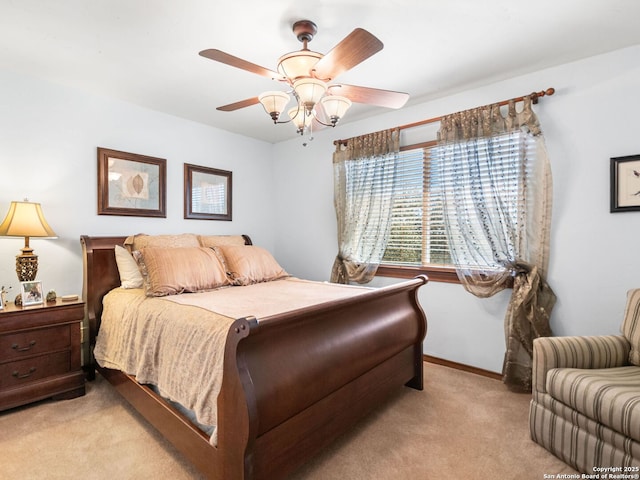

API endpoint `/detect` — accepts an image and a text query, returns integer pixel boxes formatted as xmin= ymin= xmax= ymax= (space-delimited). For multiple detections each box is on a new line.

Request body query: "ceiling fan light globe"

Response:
xmin=293 ymin=78 xmax=327 ymax=112
xmin=258 ymin=91 xmax=290 ymax=122
xmin=320 ymin=95 xmax=352 ymax=126
xmin=288 ymin=106 xmax=312 ymax=133
xmin=277 ymin=50 xmax=323 ymax=80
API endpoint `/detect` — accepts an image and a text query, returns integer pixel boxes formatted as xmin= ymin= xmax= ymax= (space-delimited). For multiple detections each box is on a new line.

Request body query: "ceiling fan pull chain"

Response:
xmin=303 ymin=118 xmax=315 ymax=147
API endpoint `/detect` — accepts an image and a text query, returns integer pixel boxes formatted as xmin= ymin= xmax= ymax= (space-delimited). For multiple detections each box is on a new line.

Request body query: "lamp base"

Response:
xmin=16 ymin=250 xmax=38 ymax=282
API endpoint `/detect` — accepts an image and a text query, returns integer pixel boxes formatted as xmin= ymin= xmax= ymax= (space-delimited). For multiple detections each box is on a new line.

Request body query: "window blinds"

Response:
xmin=382 ymin=129 xmax=531 ymax=270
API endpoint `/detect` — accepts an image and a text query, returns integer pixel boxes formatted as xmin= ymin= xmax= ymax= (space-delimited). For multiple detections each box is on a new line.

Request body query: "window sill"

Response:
xmin=376 ymin=265 xmax=460 ymax=284
xmin=377 ymin=264 xmax=515 ymax=288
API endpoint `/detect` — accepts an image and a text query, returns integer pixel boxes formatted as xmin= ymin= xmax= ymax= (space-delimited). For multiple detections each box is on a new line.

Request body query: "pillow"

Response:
xmin=621 ymin=288 xmax=640 ymax=366
xmin=114 ymin=245 xmax=144 ymax=289
xmin=214 ymin=245 xmax=288 ymax=286
xmin=124 ymin=233 xmax=200 ymax=253
xmin=134 ymin=247 xmax=230 ymax=297
xmin=198 ymin=235 xmax=248 ymax=248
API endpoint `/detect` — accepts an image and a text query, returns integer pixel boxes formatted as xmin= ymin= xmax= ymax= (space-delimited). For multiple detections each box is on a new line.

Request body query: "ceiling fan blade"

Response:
xmin=216 ymin=97 xmax=261 ymax=112
xmin=312 ymin=28 xmax=383 ymax=81
xmin=330 ymin=84 xmax=409 ymax=109
xmin=199 ymin=49 xmax=286 ymax=81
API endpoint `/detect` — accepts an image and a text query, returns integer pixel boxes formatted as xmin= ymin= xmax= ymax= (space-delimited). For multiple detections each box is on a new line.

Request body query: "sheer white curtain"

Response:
xmin=434 ymin=97 xmax=555 ymax=391
xmin=331 ymin=129 xmax=400 ymax=284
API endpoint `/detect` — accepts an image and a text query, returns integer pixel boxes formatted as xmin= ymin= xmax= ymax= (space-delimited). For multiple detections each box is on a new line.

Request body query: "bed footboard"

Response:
xmin=218 ymin=275 xmax=428 ymax=480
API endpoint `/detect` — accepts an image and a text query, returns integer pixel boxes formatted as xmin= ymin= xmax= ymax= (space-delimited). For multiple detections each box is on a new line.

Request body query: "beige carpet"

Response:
xmin=0 ymin=363 xmax=578 ymax=479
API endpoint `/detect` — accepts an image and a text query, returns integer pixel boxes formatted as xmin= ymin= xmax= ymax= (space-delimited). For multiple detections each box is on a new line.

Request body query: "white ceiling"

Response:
xmin=2 ymin=1 xmax=639 ymax=144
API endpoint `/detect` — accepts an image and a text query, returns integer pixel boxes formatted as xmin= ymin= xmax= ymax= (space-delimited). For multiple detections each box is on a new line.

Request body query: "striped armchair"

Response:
xmin=530 ymin=289 xmax=640 ymax=472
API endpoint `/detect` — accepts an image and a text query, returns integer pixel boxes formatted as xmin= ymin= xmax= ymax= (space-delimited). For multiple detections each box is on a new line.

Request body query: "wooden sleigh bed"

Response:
xmin=81 ymin=234 xmax=428 ymax=479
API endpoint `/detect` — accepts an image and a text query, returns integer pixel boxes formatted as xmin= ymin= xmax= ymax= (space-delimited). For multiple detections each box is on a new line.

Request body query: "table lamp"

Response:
xmin=0 ymin=200 xmax=57 ymax=281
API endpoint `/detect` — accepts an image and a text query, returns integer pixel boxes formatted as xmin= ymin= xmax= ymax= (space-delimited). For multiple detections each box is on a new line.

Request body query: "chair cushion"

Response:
xmin=621 ymin=288 xmax=640 ymax=366
xmin=546 ymin=365 xmax=640 ymax=442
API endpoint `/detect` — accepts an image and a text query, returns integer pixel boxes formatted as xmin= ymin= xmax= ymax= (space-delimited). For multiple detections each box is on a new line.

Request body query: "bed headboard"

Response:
xmin=81 ymin=235 xmax=128 ymax=347
xmin=80 ymin=234 xmax=252 ymax=349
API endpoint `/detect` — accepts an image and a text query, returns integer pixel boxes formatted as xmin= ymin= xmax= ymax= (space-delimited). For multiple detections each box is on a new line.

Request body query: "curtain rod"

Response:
xmin=333 ymin=87 xmax=555 ymax=146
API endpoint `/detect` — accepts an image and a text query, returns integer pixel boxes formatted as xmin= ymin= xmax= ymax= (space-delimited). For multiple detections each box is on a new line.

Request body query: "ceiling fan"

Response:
xmin=199 ymin=20 xmax=409 ymax=135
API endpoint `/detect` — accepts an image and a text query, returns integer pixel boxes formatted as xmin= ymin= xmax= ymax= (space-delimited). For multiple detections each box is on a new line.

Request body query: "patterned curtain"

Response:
xmin=330 ymin=129 xmax=400 ymax=284
xmin=435 ymin=97 xmax=555 ymax=391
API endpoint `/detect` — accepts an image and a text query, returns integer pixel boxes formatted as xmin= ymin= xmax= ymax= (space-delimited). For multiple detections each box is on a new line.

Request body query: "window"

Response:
xmin=378 ymin=131 xmax=528 ymax=283
xmin=382 ymin=144 xmax=452 ymax=266
xmin=378 ymin=142 xmax=458 ymax=282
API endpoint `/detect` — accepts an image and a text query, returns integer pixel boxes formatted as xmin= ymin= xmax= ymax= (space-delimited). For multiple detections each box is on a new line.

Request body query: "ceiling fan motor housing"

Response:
xmin=292 ymin=20 xmax=318 ymax=44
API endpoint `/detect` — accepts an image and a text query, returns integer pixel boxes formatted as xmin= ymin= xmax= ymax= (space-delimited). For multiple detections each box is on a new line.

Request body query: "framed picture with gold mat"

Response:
xmin=97 ymin=147 xmax=167 ymax=217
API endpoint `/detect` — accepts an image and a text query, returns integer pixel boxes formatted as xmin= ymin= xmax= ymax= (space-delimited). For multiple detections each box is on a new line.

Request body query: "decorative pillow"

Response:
xmin=621 ymin=288 xmax=640 ymax=366
xmin=214 ymin=245 xmax=288 ymax=286
xmin=114 ymin=245 xmax=144 ymax=289
xmin=134 ymin=247 xmax=230 ymax=297
xmin=124 ymin=233 xmax=200 ymax=253
xmin=198 ymin=235 xmax=249 ymax=248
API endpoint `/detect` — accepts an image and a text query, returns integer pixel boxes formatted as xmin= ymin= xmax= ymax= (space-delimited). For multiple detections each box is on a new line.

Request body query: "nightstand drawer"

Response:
xmin=0 ymin=325 xmax=70 ymax=362
xmin=0 ymin=351 xmax=71 ymax=389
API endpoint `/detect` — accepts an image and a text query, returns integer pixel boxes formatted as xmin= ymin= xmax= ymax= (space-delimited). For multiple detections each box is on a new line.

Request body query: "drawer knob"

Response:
xmin=12 ymin=367 xmax=36 ymax=379
xmin=11 ymin=340 xmax=36 ymax=352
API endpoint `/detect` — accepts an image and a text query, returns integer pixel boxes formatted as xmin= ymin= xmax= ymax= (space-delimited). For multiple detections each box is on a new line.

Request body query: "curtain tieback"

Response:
xmin=504 ymin=261 xmax=533 ymax=277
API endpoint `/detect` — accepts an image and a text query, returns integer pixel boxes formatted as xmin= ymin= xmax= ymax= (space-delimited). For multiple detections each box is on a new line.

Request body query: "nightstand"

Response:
xmin=0 ymin=298 xmax=85 ymax=411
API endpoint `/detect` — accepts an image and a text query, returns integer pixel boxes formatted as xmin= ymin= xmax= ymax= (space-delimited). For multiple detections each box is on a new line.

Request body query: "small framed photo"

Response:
xmin=97 ymin=147 xmax=167 ymax=217
xmin=611 ymin=155 xmax=640 ymax=212
xmin=184 ymin=163 xmax=232 ymax=221
xmin=21 ymin=281 xmax=44 ymax=307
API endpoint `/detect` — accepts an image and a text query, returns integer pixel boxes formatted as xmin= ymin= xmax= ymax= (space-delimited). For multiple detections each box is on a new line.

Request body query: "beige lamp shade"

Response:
xmin=0 ymin=200 xmax=57 ymax=281
xmin=320 ymin=95 xmax=352 ymax=126
xmin=258 ymin=91 xmax=290 ymax=122
xmin=0 ymin=201 xmax=57 ymax=238
xmin=288 ymin=106 xmax=312 ymax=133
xmin=277 ymin=50 xmax=323 ymax=80
xmin=293 ymin=78 xmax=327 ymax=111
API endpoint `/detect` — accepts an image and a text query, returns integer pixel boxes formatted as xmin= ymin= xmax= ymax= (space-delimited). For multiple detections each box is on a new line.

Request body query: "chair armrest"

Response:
xmin=532 ymin=335 xmax=630 ymax=395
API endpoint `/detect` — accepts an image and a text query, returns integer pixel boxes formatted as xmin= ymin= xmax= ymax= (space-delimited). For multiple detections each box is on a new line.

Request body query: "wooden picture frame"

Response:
xmin=21 ymin=281 xmax=43 ymax=307
xmin=97 ymin=147 xmax=167 ymax=217
xmin=611 ymin=155 xmax=640 ymax=213
xmin=184 ymin=163 xmax=232 ymax=221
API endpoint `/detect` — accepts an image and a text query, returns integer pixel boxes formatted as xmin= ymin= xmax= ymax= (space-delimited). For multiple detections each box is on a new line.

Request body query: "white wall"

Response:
xmin=0 ymin=68 xmax=276 ymax=299
xmin=2 ymin=45 xmax=638 ymax=374
xmin=272 ymin=45 xmax=640 ymax=373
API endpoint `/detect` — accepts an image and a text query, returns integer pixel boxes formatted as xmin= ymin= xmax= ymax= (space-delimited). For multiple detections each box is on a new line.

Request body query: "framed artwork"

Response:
xmin=21 ymin=281 xmax=43 ymax=307
xmin=184 ymin=163 xmax=232 ymax=221
xmin=611 ymin=155 xmax=640 ymax=213
xmin=97 ymin=147 xmax=167 ymax=217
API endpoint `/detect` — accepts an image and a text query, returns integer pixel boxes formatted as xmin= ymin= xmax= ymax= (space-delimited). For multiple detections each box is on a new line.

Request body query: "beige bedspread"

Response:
xmin=163 ymin=277 xmax=372 ymax=319
xmin=93 ymin=278 xmax=372 ymax=445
